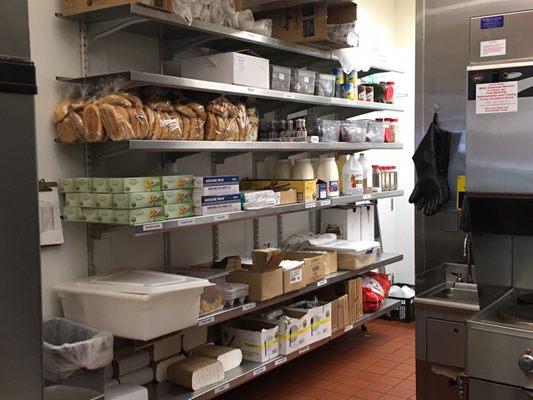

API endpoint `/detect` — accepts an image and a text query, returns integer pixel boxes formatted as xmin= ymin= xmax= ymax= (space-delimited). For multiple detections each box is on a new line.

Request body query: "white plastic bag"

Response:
xmin=43 ymin=318 xmax=113 ymax=381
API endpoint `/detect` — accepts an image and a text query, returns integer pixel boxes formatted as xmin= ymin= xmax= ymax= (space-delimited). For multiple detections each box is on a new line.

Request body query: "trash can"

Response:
xmin=43 ymin=318 xmax=113 ymax=390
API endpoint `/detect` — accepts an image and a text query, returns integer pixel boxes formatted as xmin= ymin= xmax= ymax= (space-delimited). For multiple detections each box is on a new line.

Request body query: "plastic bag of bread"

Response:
xmin=246 ymin=106 xmax=259 ymax=142
xmin=146 ymin=99 xmax=184 ymax=140
xmin=99 ymin=91 xmax=141 ymax=141
xmin=54 ymin=98 xmax=85 ymax=143
xmin=187 ymin=102 xmax=206 ymax=141
xmin=205 ymin=97 xmax=241 ymax=141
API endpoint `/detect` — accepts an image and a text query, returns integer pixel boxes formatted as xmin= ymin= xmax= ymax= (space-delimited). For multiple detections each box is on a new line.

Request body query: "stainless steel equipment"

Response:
xmin=466 ymin=9 xmax=533 ymax=400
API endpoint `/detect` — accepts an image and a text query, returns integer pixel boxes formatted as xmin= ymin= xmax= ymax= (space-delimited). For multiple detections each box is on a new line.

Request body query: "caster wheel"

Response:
xmin=361 ymin=324 xmax=368 ymax=332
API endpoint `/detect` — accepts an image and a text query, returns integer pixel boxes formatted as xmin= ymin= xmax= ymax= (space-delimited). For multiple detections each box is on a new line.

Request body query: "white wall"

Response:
xmin=33 ymin=0 xmax=416 ymax=320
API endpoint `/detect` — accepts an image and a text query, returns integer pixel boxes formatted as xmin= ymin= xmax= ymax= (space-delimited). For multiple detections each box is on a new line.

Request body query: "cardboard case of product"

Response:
xmin=283 ymin=252 xmax=326 ymax=285
xmin=241 ymin=180 xmax=317 ymax=203
xmin=283 ymin=301 xmax=332 ymax=344
xmin=181 ymin=52 xmax=270 ymax=89
xmin=167 ymin=356 xmax=224 ymax=391
xmin=61 ymin=0 xmax=172 ymax=16
xmin=282 ymin=262 xmax=306 ymax=293
xmin=221 ymin=320 xmax=279 ymax=362
xmin=192 ymin=344 xmax=243 ymax=372
xmin=228 ymin=268 xmax=283 ymax=301
xmin=251 ymin=248 xmax=282 ymax=271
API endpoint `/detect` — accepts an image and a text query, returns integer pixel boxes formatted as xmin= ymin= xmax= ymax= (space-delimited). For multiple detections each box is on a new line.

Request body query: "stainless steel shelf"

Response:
xmin=146 ymin=297 xmax=401 ymax=400
xmin=57 ymin=3 xmax=403 ymax=75
xmin=70 ymin=140 xmax=404 ymax=160
xmin=132 ymin=191 xmax=404 ymax=236
xmin=134 ymin=252 xmax=404 ymax=349
xmin=57 ymin=71 xmax=405 ymax=118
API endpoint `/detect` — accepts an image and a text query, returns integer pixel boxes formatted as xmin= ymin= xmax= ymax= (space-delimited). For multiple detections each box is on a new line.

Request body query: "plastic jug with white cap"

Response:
xmin=316 ymin=156 xmax=340 ymax=197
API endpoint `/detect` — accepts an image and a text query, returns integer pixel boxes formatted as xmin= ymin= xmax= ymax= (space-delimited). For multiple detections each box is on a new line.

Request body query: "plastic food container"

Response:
xmin=315 ymin=74 xmax=335 ymax=97
xmin=340 ymin=120 xmax=368 ymax=143
xmin=55 ymin=270 xmax=212 ymax=341
xmin=317 ymin=120 xmax=340 ymax=142
xmin=291 ymin=69 xmax=316 ymax=95
xmin=270 ymin=65 xmax=291 ymax=92
xmin=310 ymin=240 xmax=380 ymax=271
xmin=224 ymin=282 xmax=249 ymax=306
xmin=168 ymin=268 xmax=229 ymax=316
xmin=367 ymin=121 xmax=386 ymax=143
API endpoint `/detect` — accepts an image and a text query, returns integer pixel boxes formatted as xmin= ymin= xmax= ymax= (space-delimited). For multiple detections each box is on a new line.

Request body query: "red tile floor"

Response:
xmin=218 ymin=319 xmax=416 ymax=400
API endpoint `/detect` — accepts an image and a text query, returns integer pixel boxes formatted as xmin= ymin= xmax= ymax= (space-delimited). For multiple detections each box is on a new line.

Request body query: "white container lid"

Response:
xmin=311 ymin=240 xmax=380 ymax=254
xmin=56 ymin=270 xmax=212 ymax=295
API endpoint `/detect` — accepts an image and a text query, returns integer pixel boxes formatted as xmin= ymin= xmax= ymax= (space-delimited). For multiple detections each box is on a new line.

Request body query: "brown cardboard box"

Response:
xmin=228 ymin=268 xmax=283 ymax=301
xmin=258 ymin=2 xmax=357 ymax=49
xmin=331 ymin=294 xmax=348 ymax=333
xmin=241 ymin=180 xmax=317 ymax=203
xmin=250 ymin=248 xmax=282 ymax=272
xmin=355 ymin=277 xmax=363 ymax=319
xmin=61 ymin=0 xmax=171 ymax=16
xmin=284 ymin=252 xmax=326 ymax=285
xmin=282 ymin=262 xmax=305 ymax=293
xmin=278 ymin=189 xmax=298 ymax=205
xmin=343 ymin=279 xmax=358 ymax=324
xmin=324 ymin=251 xmax=338 ymax=276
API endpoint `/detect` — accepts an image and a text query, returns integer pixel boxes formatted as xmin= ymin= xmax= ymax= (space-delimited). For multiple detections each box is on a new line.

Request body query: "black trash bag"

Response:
xmin=409 ymin=113 xmax=452 ymax=216
xmin=43 ymin=318 xmax=113 ymax=382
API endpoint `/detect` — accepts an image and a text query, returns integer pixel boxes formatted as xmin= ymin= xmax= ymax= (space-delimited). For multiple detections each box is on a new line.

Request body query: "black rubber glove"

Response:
xmin=433 ymin=115 xmax=451 ymax=203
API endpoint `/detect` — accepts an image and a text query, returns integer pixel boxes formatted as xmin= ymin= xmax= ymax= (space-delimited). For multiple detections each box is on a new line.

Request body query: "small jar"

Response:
xmin=381 ymin=167 xmax=389 ymax=191
xmin=390 ymin=166 xmax=398 ymax=190
xmin=358 ymin=85 xmax=366 ymax=101
xmin=372 ymin=165 xmax=381 ymax=192
xmin=389 ymin=118 xmax=399 ymax=143
xmin=384 ymin=82 xmax=395 ymax=104
xmin=365 ymin=86 xmax=374 ymax=102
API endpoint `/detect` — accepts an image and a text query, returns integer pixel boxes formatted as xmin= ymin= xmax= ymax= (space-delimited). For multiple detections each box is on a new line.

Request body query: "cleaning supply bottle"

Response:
xmin=342 ymin=155 xmax=363 ymax=195
xmin=358 ymin=153 xmax=371 ymax=193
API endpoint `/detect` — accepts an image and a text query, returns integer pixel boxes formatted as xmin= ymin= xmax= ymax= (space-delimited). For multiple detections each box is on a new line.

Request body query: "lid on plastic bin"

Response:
xmin=58 ymin=270 xmax=212 ymax=295
xmin=310 ymin=240 xmax=380 ymax=254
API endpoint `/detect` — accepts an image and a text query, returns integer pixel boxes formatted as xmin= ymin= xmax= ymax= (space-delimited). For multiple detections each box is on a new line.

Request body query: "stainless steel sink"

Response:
xmin=431 ymin=284 xmax=479 ymax=304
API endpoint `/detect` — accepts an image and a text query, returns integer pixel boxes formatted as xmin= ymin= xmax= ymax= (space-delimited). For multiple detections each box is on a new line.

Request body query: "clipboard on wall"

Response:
xmin=39 ymin=179 xmax=64 ymax=246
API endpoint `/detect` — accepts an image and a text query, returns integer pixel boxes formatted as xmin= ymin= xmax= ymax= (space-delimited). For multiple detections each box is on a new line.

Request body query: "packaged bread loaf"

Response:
xmin=53 ymin=86 xmax=89 ymax=143
xmin=246 ymin=106 xmax=259 ymax=141
xmin=147 ymin=99 xmax=185 ymax=140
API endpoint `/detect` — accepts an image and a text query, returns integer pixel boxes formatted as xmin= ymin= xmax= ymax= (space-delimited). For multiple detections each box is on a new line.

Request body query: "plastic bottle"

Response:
xmin=317 ymin=157 xmax=340 ymax=198
xmin=341 ymin=155 xmax=363 ymax=196
xmin=357 ymin=153 xmax=371 ymax=194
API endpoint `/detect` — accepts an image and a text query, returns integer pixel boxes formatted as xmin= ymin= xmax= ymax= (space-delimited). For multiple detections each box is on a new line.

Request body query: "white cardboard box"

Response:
xmin=284 ymin=301 xmax=332 ymax=344
xmin=321 ymin=206 xmax=362 ymax=241
xmin=181 ymin=52 xmax=270 ymax=89
xmin=360 ymin=204 xmax=375 ymax=241
xmin=221 ymin=321 xmax=279 ymax=362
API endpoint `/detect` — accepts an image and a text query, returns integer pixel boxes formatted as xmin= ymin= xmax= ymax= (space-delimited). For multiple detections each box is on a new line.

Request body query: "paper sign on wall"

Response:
xmin=480 ymin=39 xmax=506 ymax=57
xmin=476 ymin=81 xmax=518 ymax=114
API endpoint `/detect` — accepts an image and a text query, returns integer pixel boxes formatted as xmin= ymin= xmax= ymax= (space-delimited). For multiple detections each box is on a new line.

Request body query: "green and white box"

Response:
xmin=97 ymin=209 xmax=115 ymax=224
xmin=164 ymin=203 xmax=194 ymax=219
xmin=113 ymin=192 xmax=163 ymax=209
xmin=80 ymin=193 xmax=96 ymax=208
xmin=95 ymin=193 xmax=113 ymax=209
xmin=81 ymin=208 xmax=99 ymax=223
xmin=114 ymin=207 xmax=165 ymax=225
xmin=163 ymin=190 xmax=193 ymax=205
xmin=109 ymin=177 xmax=162 ymax=193
xmin=92 ymin=178 xmax=110 ymax=193
xmin=75 ymin=178 xmax=92 ymax=192
xmin=59 ymin=178 xmax=76 ymax=193
xmin=162 ymin=175 xmax=194 ymax=190
xmin=65 ymin=193 xmax=82 ymax=207
xmin=63 ymin=206 xmax=83 ymax=221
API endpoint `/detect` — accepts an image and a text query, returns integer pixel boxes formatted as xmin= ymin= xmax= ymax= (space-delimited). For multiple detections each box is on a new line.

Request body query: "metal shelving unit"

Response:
xmin=134 ymin=252 xmax=403 ymax=348
xmin=145 ymin=298 xmax=401 ymax=400
xmin=57 ymin=71 xmax=404 ymax=118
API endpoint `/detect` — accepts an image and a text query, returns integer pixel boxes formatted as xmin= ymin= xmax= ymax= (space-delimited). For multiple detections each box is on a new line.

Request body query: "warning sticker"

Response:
xmin=476 ymin=81 xmax=518 ymax=114
xmin=480 ymin=39 xmax=506 ymax=57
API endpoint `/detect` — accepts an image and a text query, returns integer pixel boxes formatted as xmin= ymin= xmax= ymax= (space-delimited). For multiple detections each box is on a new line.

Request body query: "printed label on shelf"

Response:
xmin=247 ymin=87 xmax=256 ymax=93
xmin=299 ymin=346 xmax=310 ymax=354
xmin=480 ymin=39 xmax=506 ymax=57
xmin=363 ymin=194 xmax=372 ymax=200
xmin=143 ymin=222 xmax=163 ymax=232
xmin=275 ymin=357 xmax=288 ymax=366
xmin=198 ymin=316 xmax=215 ymax=326
xmin=253 ymin=366 xmax=267 ymax=376
xmin=284 ymin=93 xmax=296 ymax=99
xmin=476 ymin=81 xmax=517 ymax=114
xmin=310 ymin=136 xmax=320 ymax=143
xmin=178 ymin=218 xmax=195 ymax=226
xmin=242 ymin=302 xmax=256 ymax=311
xmin=317 ymin=279 xmax=328 ymax=287
xmin=246 ymin=32 xmax=258 ymax=39
xmin=214 ymin=383 xmax=230 ymax=394
xmin=320 ymin=199 xmax=332 ymax=207
xmin=344 ymin=324 xmax=354 ymax=333
xmin=305 ymin=202 xmax=317 ymax=209
xmin=213 ymin=214 xmax=229 ymax=222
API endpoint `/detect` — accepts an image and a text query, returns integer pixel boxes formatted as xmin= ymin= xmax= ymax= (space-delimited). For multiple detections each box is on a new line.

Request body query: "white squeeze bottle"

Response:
xmin=358 ymin=153 xmax=371 ymax=193
xmin=342 ymin=155 xmax=364 ymax=195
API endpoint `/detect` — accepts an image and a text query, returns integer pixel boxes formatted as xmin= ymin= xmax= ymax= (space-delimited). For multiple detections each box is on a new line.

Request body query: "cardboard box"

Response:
xmin=74 ymin=178 xmax=92 ymax=193
xmin=162 ymin=190 xmax=193 ymax=205
xmin=360 ymin=204 xmax=375 ymax=241
xmin=97 ymin=209 xmax=115 ymax=224
xmin=92 ymin=178 xmax=110 ymax=193
xmin=251 ymin=248 xmax=282 ymax=271
xmin=61 ymin=0 xmax=171 ymax=17
xmin=63 ymin=206 xmax=83 ymax=221
xmin=281 ymin=261 xmax=306 ymax=293
xmin=355 ymin=277 xmax=363 ymax=319
xmin=221 ymin=320 xmax=279 ymax=362
xmin=284 ymin=301 xmax=332 ymax=344
xmin=241 ymin=180 xmax=317 ymax=203
xmin=284 ymin=252 xmax=326 ymax=285
xmin=276 ymin=189 xmax=298 ymax=205
xmin=95 ymin=193 xmax=113 ymax=209
xmin=324 ymin=251 xmax=338 ymax=276
xmin=164 ymin=203 xmax=194 ymax=219
xmin=59 ymin=178 xmax=76 ymax=193
xmin=228 ymin=268 xmax=283 ymax=301
xmin=182 ymin=53 xmax=270 ymax=89
xmin=113 ymin=207 xmax=165 ymax=225
xmin=259 ymin=2 xmax=357 ymax=49
xmin=331 ymin=295 xmax=349 ymax=333
xmin=321 ymin=206 xmax=362 ymax=241
xmin=108 ymin=177 xmax=161 ymax=193
xmin=193 ymin=194 xmax=242 ymax=216
xmin=162 ymin=175 xmax=194 ymax=190
xmin=65 ymin=193 xmax=82 ymax=207
xmin=113 ymin=192 xmax=163 ymax=209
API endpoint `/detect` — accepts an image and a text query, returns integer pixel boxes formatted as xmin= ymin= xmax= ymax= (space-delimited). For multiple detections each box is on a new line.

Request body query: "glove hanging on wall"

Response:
xmin=409 ymin=113 xmax=452 ymax=216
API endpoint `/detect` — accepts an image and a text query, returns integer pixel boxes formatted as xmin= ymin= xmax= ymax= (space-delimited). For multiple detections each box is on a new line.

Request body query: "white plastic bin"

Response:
xmin=56 ymin=270 xmax=212 ymax=341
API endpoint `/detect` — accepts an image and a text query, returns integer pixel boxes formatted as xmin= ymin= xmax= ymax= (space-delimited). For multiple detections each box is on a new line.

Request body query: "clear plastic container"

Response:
xmin=315 ymin=74 xmax=335 ymax=97
xmin=291 ymin=69 xmax=316 ymax=95
xmin=55 ymin=270 xmax=212 ymax=341
xmin=366 ymin=121 xmax=386 ymax=143
xmin=317 ymin=120 xmax=340 ymax=142
xmin=372 ymin=165 xmax=382 ymax=192
xmin=270 ymin=65 xmax=291 ymax=92
xmin=224 ymin=282 xmax=249 ymax=306
xmin=340 ymin=120 xmax=368 ymax=143
xmin=168 ymin=268 xmax=229 ymax=316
